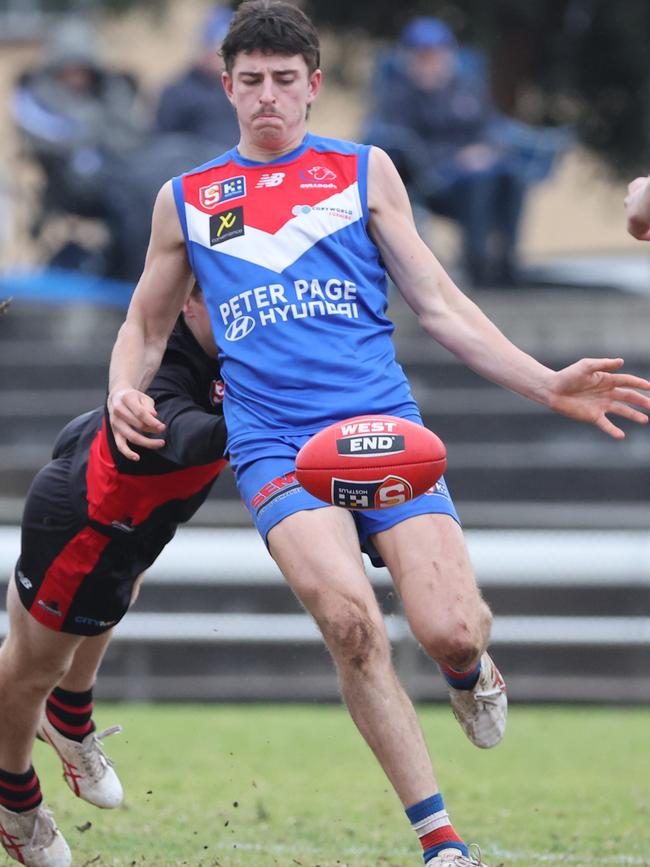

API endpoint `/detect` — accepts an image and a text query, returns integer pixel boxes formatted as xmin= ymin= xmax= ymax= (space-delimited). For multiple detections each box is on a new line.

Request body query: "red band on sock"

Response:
xmin=47 ymin=693 xmax=93 ymax=715
xmin=420 ymin=826 xmax=464 ymax=851
xmin=0 ymin=789 xmax=42 ymax=811
xmin=440 ymin=662 xmax=479 ymax=677
xmin=0 ymin=775 xmax=37 ymax=793
xmin=46 ymin=709 xmax=93 ymax=737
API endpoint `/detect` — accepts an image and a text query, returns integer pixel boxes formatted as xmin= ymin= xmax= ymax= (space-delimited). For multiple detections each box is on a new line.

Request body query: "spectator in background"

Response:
xmin=11 ymin=19 xmax=148 ymax=278
xmin=362 ymin=17 xmax=526 ymax=288
xmin=155 ymin=6 xmax=239 ymax=150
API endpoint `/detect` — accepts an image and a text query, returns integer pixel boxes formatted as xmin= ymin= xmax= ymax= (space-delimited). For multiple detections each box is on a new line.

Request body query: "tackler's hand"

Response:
xmin=107 ymin=388 xmax=166 ymax=461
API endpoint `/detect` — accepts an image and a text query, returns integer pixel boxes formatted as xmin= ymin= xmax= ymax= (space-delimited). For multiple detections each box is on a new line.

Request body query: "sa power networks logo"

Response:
xmin=255 ymin=172 xmax=285 ymax=188
xmin=209 ymin=206 xmax=245 ymax=245
xmin=199 ymin=175 xmax=246 ymax=209
xmin=332 ymin=475 xmax=414 ymax=509
xmin=225 ymin=316 xmax=256 ymax=341
xmin=299 ymin=166 xmax=338 ymax=189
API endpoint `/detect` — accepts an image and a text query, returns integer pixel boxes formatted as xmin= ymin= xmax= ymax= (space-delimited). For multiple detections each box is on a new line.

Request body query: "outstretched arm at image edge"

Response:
xmin=367 ymin=148 xmax=650 ymax=439
xmin=624 ymin=176 xmax=650 ymax=241
xmin=108 ymin=181 xmax=195 ymax=459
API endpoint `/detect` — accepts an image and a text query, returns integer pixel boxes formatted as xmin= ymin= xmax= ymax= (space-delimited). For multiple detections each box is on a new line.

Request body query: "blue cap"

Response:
xmin=400 ymin=17 xmax=457 ymax=51
xmin=201 ymin=7 xmax=233 ymax=48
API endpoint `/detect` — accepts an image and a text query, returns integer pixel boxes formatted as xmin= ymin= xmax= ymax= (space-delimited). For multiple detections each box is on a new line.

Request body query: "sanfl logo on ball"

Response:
xmin=225 ymin=316 xmax=256 ymax=341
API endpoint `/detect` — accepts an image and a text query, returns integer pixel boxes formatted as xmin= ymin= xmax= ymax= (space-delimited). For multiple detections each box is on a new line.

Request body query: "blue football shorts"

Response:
xmin=232 ymin=433 xmax=460 ymax=567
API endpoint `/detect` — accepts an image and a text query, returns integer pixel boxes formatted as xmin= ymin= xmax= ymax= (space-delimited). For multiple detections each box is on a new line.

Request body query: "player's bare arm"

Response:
xmin=108 ymin=181 xmax=194 ymax=460
xmin=367 ymin=147 xmax=650 ymax=438
xmin=624 ymin=176 xmax=650 ymax=240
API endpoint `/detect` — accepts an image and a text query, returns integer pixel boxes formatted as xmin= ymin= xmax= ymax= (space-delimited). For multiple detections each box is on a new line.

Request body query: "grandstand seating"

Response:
xmin=0 ymin=287 xmax=649 ymax=702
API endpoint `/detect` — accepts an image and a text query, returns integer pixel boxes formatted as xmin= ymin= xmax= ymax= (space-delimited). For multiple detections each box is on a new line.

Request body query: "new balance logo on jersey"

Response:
xmin=255 ymin=172 xmax=285 ymax=188
xmin=336 ymin=435 xmax=405 ymax=457
xmin=199 ymin=175 xmax=246 ymax=209
xmin=210 ymin=207 xmax=245 ymax=245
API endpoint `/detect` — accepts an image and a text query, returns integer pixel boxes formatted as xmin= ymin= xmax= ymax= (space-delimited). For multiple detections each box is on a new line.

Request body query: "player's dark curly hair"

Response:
xmin=221 ymin=1 xmax=320 ymax=76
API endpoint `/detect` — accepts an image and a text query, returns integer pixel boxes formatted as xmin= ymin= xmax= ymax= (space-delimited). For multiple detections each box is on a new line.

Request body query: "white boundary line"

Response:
xmin=212 ymin=840 xmax=649 ymax=864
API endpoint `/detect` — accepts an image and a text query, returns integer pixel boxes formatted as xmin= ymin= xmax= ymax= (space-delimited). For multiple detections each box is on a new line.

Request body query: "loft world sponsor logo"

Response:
xmin=199 ymin=175 xmax=246 ymax=209
xmin=291 ymin=203 xmax=353 ymax=220
xmin=210 ymin=206 xmax=245 ymax=245
xmin=336 ymin=434 xmax=405 ymax=457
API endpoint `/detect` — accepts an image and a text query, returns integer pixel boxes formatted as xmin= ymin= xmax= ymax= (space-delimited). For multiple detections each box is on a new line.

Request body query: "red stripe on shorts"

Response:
xmin=29 ymin=527 xmax=110 ymax=631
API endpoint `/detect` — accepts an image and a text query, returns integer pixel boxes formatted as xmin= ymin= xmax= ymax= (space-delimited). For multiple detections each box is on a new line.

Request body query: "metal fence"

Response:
xmin=1 ymin=526 xmax=648 ymax=703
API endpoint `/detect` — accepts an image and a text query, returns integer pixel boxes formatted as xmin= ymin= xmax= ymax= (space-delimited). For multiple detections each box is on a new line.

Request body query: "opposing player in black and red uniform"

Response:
xmin=0 ymin=285 xmax=227 ymax=867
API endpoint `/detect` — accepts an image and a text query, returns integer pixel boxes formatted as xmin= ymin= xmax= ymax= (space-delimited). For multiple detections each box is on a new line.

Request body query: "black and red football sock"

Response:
xmin=0 ymin=766 xmax=42 ymax=813
xmin=46 ymin=686 xmax=95 ymax=743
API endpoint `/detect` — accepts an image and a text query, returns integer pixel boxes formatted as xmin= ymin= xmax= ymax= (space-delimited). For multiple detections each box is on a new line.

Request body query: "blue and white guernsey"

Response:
xmin=172 ymin=133 xmax=420 ymax=453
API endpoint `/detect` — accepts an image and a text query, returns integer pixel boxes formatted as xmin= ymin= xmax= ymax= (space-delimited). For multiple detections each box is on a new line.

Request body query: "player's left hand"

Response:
xmin=547 ymin=358 xmax=650 ymax=438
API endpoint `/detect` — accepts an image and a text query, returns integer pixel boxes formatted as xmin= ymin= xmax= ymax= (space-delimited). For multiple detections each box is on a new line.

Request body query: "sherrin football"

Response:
xmin=295 ymin=415 xmax=446 ymax=510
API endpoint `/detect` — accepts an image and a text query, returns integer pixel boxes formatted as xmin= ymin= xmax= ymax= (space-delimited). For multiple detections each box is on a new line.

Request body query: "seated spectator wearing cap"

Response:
xmin=155 ymin=6 xmax=239 ymax=150
xmin=362 ymin=16 xmax=527 ymax=287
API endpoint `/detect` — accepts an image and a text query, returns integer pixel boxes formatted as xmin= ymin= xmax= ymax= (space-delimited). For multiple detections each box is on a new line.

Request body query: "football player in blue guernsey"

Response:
xmin=106 ymin=3 xmax=650 ymax=865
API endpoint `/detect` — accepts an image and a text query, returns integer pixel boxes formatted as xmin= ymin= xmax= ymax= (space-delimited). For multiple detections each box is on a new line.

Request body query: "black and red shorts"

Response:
xmin=15 ymin=452 xmax=144 ymax=636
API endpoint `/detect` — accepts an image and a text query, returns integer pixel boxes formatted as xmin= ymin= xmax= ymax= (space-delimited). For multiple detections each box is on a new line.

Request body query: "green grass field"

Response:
xmin=31 ymin=704 xmax=650 ymax=867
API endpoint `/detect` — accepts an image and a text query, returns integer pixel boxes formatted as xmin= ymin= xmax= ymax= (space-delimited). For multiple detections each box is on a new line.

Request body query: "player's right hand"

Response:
xmin=624 ymin=176 xmax=650 ymax=240
xmin=107 ymin=388 xmax=166 ymax=461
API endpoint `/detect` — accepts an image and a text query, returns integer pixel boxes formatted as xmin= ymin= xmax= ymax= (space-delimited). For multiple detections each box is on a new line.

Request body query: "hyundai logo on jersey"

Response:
xmin=225 ymin=316 xmax=256 ymax=341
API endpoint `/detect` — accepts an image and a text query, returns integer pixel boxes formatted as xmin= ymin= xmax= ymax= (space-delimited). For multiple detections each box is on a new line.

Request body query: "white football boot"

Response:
xmin=448 ymin=652 xmax=507 ymax=749
xmin=427 ymin=844 xmax=487 ymax=866
xmin=0 ymin=803 xmax=71 ymax=867
xmin=38 ymin=714 xmax=123 ymax=808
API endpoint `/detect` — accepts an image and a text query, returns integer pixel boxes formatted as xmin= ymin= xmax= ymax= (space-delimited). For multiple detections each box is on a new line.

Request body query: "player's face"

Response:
xmin=223 ymin=50 xmax=321 ymax=151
